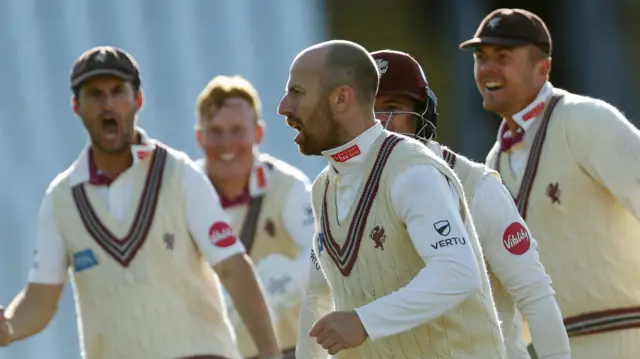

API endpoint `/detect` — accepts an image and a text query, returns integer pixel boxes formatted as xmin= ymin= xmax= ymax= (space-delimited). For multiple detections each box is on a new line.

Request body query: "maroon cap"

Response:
xmin=70 ymin=46 xmax=141 ymax=89
xmin=371 ymin=50 xmax=436 ymax=105
xmin=459 ymin=8 xmax=552 ymax=55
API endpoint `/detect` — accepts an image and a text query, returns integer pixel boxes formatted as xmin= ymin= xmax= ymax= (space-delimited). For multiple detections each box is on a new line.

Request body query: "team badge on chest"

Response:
xmin=264 ymin=219 xmax=276 ymax=237
xmin=163 ymin=232 xmax=175 ymax=250
xmin=370 ymin=225 xmax=386 ymax=250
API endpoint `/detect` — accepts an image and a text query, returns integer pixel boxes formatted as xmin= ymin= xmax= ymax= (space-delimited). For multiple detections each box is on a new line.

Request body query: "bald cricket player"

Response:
xmin=279 ymin=39 xmax=507 ymax=359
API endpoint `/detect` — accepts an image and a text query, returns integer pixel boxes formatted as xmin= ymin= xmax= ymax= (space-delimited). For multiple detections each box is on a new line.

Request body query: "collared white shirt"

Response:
xmin=499 ymin=81 xmax=553 ymax=178
xmin=29 ymin=129 xmax=245 ymax=284
xmin=297 ymin=122 xmax=482 ymax=354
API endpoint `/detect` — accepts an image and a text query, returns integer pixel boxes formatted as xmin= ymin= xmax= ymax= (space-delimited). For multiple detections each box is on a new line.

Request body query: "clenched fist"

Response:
xmin=0 ymin=306 xmax=14 ymax=346
xmin=309 ymin=311 xmax=368 ymax=355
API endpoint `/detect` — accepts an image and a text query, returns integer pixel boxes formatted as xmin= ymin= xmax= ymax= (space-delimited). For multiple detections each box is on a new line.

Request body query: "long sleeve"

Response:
xmin=280 ymin=178 xmax=315 ymax=272
xmin=471 ymin=174 xmax=570 ymax=358
xmin=28 ymin=189 xmax=69 ymax=284
xmin=566 ymin=99 xmax=640 ymax=219
xmin=255 ymin=179 xmax=315 ymax=318
xmin=354 ymin=164 xmax=482 ymax=340
xmin=295 ymin=249 xmax=333 ymax=359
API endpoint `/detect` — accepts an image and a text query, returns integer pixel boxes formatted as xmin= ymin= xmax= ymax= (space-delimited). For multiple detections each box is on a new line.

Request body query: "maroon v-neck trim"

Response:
xmin=72 ymin=145 xmax=168 ymax=267
xmin=320 ymin=134 xmax=403 ymax=277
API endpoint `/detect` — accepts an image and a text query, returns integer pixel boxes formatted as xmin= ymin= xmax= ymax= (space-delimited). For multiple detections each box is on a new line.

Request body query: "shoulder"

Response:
xmin=386 ymin=133 xmax=440 ymax=162
xmin=259 ymin=152 xmax=311 ymax=186
xmin=45 ymin=152 xmax=86 ymax=195
xmin=155 ymin=142 xmax=204 ymax=176
xmin=156 ymin=142 xmax=194 ymax=165
xmin=45 ymin=165 xmax=75 ymax=196
xmin=439 ymin=144 xmax=494 ymax=176
xmin=311 ymin=165 xmax=330 ymax=188
xmin=549 ymin=91 xmax=631 ymax=146
xmin=554 ymin=91 xmax=624 ymax=124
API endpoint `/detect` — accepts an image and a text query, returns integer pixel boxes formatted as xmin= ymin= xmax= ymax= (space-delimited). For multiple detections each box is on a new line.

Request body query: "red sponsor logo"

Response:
xmin=255 ymin=166 xmax=267 ymax=189
xmin=136 ymin=150 xmax=152 ymax=160
xmin=331 ymin=145 xmax=361 ymax=163
xmin=208 ymin=222 xmax=237 ymax=248
xmin=502 ymin=222 xmax=530 ymax=255
xmin=522 ymin=101 xmax=544 ymax=122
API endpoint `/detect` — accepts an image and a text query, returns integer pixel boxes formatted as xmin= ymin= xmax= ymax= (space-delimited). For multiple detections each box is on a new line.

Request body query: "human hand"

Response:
xmin=0 ymin=306 xmax=15 ymax=346
xmin=309 ymin=311 xmax=368 ymax=355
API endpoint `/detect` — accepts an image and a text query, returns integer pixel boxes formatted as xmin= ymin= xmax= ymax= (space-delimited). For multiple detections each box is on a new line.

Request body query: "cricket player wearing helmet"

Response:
xmin=371 ymin=49 xmax=570 ymax=359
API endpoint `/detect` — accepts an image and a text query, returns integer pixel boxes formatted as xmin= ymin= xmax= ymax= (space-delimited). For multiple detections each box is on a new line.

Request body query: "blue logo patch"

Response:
xmin=73 ymin=249 xmax=99 ymax=273
xmin=317 ymin=232 xmax=324 ymax=254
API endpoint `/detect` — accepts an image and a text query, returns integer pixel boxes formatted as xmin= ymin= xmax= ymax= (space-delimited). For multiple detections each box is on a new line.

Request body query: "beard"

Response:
xmin=297 ymin=97 xmax=342 ymax=156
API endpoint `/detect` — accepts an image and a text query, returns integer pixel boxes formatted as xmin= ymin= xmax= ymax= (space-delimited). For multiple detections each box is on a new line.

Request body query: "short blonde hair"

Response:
xmin=195 ymin=75 xmax=262 ymax=130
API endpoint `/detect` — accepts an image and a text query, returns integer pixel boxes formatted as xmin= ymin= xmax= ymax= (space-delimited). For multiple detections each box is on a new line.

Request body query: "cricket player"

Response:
xmin=371 ymin=49 xmax=570 ymax=359
xmin=279 ymin=39 xmax=506 ymax=359
xmin=460 ymin=8 xmax=640 ymax=359
xmin=0 ymin=46 xmax=282 ymax=359
xmin=194 ymin=75 xmax=314 ymax=359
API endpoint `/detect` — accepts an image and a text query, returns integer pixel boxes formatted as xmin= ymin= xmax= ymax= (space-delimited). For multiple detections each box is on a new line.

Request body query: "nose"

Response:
xmin=277 ymin=94 xmax=290 ymax=116
xmin=475 ymin=59 xmax=501 ymax=77
xmin=102 ymin=94 xmax=116 ymax=110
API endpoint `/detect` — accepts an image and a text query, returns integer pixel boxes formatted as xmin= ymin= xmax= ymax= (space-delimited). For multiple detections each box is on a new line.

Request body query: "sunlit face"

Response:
xmin=74 ymin=76 xmax=140 ymax=154
xmin=473 ymin=45 xmax=548 ymax=117
xmin=278 ymin=55 xmax=340 ymax=156
xmin=375 ymin=94 xmax=418 ymax=135
xmin=197 ymin=98 xmax=262 ymax=182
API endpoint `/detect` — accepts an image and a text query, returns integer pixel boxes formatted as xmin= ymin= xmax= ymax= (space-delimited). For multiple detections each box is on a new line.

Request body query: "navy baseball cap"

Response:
xmin=70 ymin=46 xmax=141 ymax=88
xmin=459 ymin=8 xmax=552 ymax=55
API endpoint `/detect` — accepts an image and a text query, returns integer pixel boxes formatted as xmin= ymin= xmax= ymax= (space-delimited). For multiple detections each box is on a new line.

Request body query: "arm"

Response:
xmin=5 ymin=191 xmax=68 ymax=343
xmin=214 ymin=254 xmax=281 ymax=358
xmin=296 ymin=249 xmax=333 ymax=359
xmin=566 ymin=100 xmax=640 ymax=219
xmin=182 ymin=163 xmax=280 ymax=358
xmin=262 ymin=179 xmax=315 ymax=309
xmin=471 ymin=175 xmax=570 ymax=358
xmin=354 ymin=164 xmax=482 ymax=340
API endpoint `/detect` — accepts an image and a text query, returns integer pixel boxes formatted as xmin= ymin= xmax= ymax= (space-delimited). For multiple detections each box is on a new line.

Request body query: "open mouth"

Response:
xmin=101 ymin=118 xmax=119 ymax=138
xmin=287 ymin=119 xmax=305 ymax=142
xmin=219 ymin=153 xmax=236 ymax=162
xmin=484 ymin=81 xmax=505 ymax=92
xmin=288 ymin=120 xmax=303 ymax=132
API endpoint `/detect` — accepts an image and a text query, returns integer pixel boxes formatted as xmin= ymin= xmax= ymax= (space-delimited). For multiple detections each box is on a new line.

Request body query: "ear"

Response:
xmin=195 ymin=129 xmax=205 ymax=148
xmin=538 ymin=57 xmax=551 ymax=77
xmin=135 ymin=90 xmax=144 ymax=109
xmin=546 ymin=57 xmax=552 ymax=77
xmin=330 ymin=85 xmax=354 ymax=114
xmin=72 ymin=96 xmax=80 ymax=116
xmin=255 ymin=119 xmax=265 ymax=145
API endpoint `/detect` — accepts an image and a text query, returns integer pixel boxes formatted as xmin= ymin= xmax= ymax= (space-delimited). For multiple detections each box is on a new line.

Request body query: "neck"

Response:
xmin=92 ymin=147 xmax=134 ymax=179
xmin=504 ymin=117 xmax=521 ymax=135
xmin=209 ymin=173 xmax=250 ymax=200
xmin=91 ymin=132 xmax=139 ymax=179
